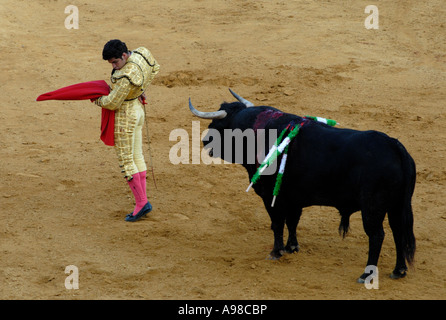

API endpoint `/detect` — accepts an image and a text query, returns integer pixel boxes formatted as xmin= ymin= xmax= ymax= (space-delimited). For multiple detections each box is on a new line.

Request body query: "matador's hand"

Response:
xmin=91 ymin=97 xmax=102 ymax=106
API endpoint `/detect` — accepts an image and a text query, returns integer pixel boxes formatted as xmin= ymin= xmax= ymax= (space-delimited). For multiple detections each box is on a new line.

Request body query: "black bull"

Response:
xmin=189 ymin=89 xmax=416 ymax=282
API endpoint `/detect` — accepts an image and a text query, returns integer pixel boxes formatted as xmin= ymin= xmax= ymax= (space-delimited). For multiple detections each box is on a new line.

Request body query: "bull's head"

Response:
xmin=189 ymin=89 xmax=255 ymax=163
xmin=188 ymin=88 xmax=254 ymax=119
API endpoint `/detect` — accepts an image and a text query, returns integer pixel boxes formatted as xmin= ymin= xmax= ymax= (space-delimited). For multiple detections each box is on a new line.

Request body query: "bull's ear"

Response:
xmin=228 ymin=88 xmax=254 ymax=107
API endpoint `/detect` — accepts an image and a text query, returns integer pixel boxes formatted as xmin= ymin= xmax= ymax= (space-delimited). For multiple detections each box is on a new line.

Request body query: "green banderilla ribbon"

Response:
xmin=304 ymin=115 xmax=337 ymax=126
xmin=271 ymin=144 xmax=289 ymax=207
xmin=246 ymin=125 xmax=300 ymax=192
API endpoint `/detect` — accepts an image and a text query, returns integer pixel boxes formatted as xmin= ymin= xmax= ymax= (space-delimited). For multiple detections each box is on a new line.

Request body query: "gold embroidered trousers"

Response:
xmin=115 ymin=100 xmax=147 ymax=179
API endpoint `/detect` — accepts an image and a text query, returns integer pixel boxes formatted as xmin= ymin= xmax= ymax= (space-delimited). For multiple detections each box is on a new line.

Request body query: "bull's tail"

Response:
xmin=392 ymin=139 xmax=416 ymax=266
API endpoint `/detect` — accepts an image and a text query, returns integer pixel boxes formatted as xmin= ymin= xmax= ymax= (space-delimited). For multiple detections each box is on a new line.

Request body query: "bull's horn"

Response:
xmin=228 ymin=88 xmax=255 ymax=107
xmin=189 ymin=98 xmax=227 ymax=119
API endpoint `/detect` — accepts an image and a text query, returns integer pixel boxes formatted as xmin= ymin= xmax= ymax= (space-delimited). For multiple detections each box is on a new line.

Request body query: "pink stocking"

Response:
xmin=139 ymin=170 xmax=147 ymax=201
xmin=127 ymin=173 xmax=146 ymax=216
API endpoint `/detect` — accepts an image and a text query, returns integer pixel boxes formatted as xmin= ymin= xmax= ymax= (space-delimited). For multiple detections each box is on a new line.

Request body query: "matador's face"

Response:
xmin=108 ymin=52 xmax=130 ymax=70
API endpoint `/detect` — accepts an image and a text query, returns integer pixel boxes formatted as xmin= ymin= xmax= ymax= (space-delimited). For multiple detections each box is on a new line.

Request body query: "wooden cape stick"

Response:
xmin=143 ymin=101 xmax=157 ymax=189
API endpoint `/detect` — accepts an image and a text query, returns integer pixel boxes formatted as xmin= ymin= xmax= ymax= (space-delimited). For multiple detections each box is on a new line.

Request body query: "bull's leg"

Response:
xmin=268 ymin=214 xmax=286 ymax=259
xmin=358 ymin=209 xmax=386 ymax=283
xmin=285 ymin=208 xmax=302 ymax=254
xmin=264 ymin=200 xmax=286 ymax=259
xmin=387 ymin=209 xmax=408 ymax=279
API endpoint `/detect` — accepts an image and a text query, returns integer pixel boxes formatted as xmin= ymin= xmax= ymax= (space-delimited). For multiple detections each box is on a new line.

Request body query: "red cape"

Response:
xmin=36 ymin=80 xmax=115 ymax=146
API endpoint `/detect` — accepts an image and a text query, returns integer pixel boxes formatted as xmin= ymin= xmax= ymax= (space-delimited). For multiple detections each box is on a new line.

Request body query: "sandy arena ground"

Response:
xmin=1 ymin=0 xmax=445 ymax=300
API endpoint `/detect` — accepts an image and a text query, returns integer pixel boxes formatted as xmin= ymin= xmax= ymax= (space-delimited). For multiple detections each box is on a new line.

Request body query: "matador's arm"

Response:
xmin=94 ymin=77 xmax=132 ymax=110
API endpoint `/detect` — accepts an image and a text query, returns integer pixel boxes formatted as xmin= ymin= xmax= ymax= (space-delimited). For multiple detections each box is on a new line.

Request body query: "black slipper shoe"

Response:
xmin=125 ymin=202 xmax=152 ymax=222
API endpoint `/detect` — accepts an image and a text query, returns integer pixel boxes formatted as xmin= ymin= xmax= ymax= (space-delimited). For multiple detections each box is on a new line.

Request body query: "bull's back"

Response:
xmin=284 ymin=124 xmax=410 ymax=209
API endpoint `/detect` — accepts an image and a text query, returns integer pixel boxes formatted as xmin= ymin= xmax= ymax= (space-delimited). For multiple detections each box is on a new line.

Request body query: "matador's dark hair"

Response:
xmin=102 ymin=39 xmax=129 ymax=60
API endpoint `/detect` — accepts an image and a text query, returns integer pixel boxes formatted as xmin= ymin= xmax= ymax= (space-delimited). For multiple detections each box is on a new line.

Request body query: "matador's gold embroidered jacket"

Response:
xmin=95 ymin=47 xmax=160 ymax=109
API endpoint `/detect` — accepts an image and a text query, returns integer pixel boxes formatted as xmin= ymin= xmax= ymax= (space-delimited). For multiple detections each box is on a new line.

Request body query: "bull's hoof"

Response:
xmin=356 ymin=273 xmax=368 ymax=284
xmin=285 ymin=245 xmax=300 ymax=254
xmin=266 ymin=250 xmax=285 ymax=260
xmin=390 ymin=268 xmax=407 ymax=279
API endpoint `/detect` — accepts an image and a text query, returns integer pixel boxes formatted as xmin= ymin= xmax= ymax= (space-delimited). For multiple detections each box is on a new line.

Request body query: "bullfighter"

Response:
xmin=94 ymin=39 xmax=160 ymax=222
